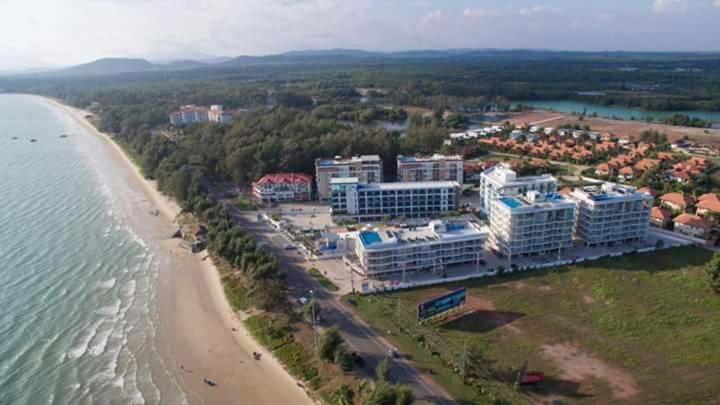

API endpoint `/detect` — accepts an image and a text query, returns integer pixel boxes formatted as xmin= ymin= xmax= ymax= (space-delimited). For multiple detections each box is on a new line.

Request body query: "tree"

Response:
xmin=319 ymin=327 xmax=344 ymax=361
xmin=376 ymin=357 xmax=391 ymax=382
xmin=302 ymin=301 xmax=321 ymax=323
xmin=335 ymin=346 xmax=354 ymax=372
xmin=705 ymin=252 xmax=720 ymax=294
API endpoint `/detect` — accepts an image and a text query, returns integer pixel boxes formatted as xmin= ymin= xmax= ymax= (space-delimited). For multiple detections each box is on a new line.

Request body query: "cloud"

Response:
xmin=462 ymin=7 xmax=504 ymax=18
xmin=652 ymin=0 xmax=688 ymax=13
xmin=519 ymin=5 xmax=560 ymax=16
xmin=463 ymin=5 xmax=559 ymax=19
xmin=714 ymin=0 xmax=720 ymax=7
xmin=420 ymin=9 xmax=442 ymax=24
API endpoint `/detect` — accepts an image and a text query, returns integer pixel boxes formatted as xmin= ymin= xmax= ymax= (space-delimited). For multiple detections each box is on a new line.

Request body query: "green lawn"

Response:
xmin=349 ymin=247 xmax=720 ymax=404
xmin=309 ymin=268 xmax=339 ymax=292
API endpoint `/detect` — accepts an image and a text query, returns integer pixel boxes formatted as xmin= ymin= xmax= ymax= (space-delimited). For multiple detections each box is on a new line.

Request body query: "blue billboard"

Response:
xmin=417 ymin=288 xmax=466 ymax=321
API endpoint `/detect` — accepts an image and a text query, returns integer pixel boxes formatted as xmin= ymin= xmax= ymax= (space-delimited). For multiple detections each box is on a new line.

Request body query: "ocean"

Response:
xmin=0 ymin=95 xmax=186 ymax=404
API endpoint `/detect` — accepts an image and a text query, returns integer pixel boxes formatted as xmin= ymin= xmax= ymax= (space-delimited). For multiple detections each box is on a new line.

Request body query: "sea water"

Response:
xmin=0 ymin=95 xmax=186 ymax=404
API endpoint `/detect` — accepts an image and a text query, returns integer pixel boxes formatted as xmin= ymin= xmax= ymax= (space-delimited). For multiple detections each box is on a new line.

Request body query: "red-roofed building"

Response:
xmin=634 ymin=158 xmax=660 ymax=173
xmin=673 ymin=213 xmax=712 ymax=238
xmin=696 ymin=194 xmax=720 ymax=216
xmin=660 ymin=192 xmax=695 ymax=212
xmin=618 ymin=166 xmax=639 ymax=181
xmin=638 ymin=187 xmax=659 ymax=198
xmin=252 ymin=173 xmax=312 ymax=203
xmin=651 ymin=207 xmax=673 ymax=228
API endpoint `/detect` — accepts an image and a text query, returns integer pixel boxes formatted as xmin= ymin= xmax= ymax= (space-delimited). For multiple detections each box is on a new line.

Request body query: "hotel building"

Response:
xmin=315 ymin=155 xmax=383 ymax=200
xmin=330 ymin=178 xmax=460 ymax=221
xmin=353 ymin=219 xmax=489 ymax=277
xmin=479 ymin=163 xmax=558 ymax=214
xmin=251 ymin=173 xmax=312 ymax=203
xmin=488 ymin=191 xmax=576 ymax=259
xmin=397 ymin=154 xmax=464 ymax=184
xmin=169 ymin=105 xmax=233 ymax=126
xmin=569 ymin=183 xmax=652 ymax=247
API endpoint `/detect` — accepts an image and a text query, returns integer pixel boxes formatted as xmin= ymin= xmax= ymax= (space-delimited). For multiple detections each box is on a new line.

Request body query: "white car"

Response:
xmin=298 ymin=297 xmax=308 ymax=305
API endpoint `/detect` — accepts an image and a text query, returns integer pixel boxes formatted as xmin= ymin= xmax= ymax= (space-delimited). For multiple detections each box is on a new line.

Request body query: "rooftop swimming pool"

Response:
xmin=359 ymin=231 xmax=382 ymax=246
xmin=499 ymin=197 xmax=522 ymax=209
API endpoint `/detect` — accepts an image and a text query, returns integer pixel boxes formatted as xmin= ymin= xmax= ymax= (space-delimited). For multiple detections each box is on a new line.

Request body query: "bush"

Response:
xmin=327 ymin=384 xmax=355 ymax=405
xmin=319 ymin=327 xmax=344 ymax=361
xmin=334 ymin=345 xmax=355 ymax=372
xmin=705 ymin=252 xmax=720 ymax=294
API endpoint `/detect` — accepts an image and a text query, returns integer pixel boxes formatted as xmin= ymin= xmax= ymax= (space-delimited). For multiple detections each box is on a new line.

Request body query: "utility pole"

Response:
xmin=310 ymin=289 xmax=319 ymax=357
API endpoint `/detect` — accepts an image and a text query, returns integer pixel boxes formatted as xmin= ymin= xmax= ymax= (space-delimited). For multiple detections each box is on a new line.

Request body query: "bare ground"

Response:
xmin=541 ymin=343 xmax=640 ymax=400
xmin=496 ymin=111 xmax=720 ymax=144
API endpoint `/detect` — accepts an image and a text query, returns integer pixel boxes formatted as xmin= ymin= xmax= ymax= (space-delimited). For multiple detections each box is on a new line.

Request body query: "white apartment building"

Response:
xmin=169 ymin=104 xmax=232 ymax=126
xmin=488 ymin=191 xmax=576 ymax=259
xmin=479 ymin=163 xmax=558 ymax=214
xmin=569 ymin=183 xmax=652 ymax=247
xmin=353 ymin=219 xmax=489 ymax=277
xmin=330 ymin=178 xmax=460 ymax=221
xmin=397 ymin=154 xmax=464 ymax=185
xmin=315 ymin=155 xmax=383 ymax=200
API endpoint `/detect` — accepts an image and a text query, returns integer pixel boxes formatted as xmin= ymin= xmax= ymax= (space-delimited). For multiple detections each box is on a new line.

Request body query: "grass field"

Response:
xmin=309 ymin=267 xmax=339 ymax=292
xmin=350 ymin=247 xmax=720 ymax=404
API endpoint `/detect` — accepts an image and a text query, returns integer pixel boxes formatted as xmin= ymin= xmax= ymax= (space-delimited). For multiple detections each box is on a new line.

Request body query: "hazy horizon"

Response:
xmin=2 ymin=0 xmax=720 ymax=71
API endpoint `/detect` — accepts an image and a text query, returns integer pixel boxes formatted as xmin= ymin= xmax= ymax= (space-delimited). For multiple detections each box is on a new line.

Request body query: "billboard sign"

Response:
xmin=417 ymin=288 xmax=466 ymax=321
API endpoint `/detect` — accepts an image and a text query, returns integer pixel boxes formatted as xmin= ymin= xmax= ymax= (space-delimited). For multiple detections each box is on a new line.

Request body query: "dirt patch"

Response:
xmin=497 ymin=111 xmax=720 ymax=145
xmin=512 ymin=281 xmax=528 ymax=290
xmin=582 ymin=294 xmax=597 ymax=304
xmin=542 ymin=343 xmax=639 ymax=400
xmin=463 ymin=295 xmax=523 ymax=334
xmin=538 ymin=285 xmax=552 ymax=292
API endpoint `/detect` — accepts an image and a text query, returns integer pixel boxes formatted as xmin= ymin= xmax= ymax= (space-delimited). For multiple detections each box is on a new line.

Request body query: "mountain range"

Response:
xmin=9 ymin=48 xmax=720 ymax=78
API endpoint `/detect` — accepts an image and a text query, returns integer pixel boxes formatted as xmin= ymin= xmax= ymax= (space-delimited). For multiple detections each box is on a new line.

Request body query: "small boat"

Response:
xmin=59 ymin=134 xmax=69 ymax=138
xmin=203 ymin=378 xmax=217 ymax=387
xmin=30 ymin=139 xmax=37 ymax=143
xmin=11 ymin=137 xmax=18 ymax=140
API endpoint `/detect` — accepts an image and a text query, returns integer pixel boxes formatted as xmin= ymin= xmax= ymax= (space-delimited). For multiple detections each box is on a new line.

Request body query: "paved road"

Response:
xmin=224 ymin=203 xmax=454 ymax=404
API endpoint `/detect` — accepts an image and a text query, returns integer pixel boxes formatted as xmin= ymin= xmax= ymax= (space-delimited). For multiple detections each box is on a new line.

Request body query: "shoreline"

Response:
xmin=39 ymin=96 xmax=312 ymax=404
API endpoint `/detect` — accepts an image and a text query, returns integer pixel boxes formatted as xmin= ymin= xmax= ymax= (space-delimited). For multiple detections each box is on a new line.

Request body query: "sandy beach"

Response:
xmin=41 ymin=96 xmax=312 ymax=404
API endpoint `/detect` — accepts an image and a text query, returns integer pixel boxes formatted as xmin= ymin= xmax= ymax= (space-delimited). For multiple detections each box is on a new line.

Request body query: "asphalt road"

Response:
xmin=225 ymin=204 xmax=454 ymax=404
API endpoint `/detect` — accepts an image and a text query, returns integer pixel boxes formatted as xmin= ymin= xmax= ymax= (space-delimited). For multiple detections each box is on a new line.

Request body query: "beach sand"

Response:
xmin=42 ymin=97 xmax=312 ymax=405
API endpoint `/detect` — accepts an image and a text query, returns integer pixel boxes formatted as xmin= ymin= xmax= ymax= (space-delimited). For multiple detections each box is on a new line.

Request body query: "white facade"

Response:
xmin=479 ymin=163 xmax=558 ymax=214
xmin=397 ymin=154 xmax=464 ymax=185
xmin=488 ymin=191 xmax=576 ymax=259
xmin=569 ymin=183 xmax=652 ymax=247
xmin=330 ymin=178 xmax=459 ymax=221
xmin=315 ymin=155 xmax=383 ymax=200
xmin=170 ymin=104 xmax=232 ymax=126
xmin=353 ymin=220 xmax=489 ymax=277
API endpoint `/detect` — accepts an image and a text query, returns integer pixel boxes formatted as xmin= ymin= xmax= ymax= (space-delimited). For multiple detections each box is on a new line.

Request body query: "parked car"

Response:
xmin=298 ymin=297 xmax=308 ymax=305
xmin=284 ymin=243 xmax=297 ymax=250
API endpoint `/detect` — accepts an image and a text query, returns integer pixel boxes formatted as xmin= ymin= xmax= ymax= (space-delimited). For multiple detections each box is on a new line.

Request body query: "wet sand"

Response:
xmin=42 ymin=96 xmax=312 ymax=404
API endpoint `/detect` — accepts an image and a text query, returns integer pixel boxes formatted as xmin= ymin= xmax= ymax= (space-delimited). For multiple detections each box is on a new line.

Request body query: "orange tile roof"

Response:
xmin=660 ymin=192 xmax=695 ymax=208
xmin=651 ymin=207 xmax=673 ymax=221
xmin=674 ymin=213 xmax=711 ymax=230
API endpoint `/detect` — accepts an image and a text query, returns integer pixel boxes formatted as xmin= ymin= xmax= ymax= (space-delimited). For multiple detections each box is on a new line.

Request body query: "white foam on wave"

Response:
xmin=96 ymin=298 xmax=122 ymax=317
xmin=98 ymin=278 xmax=116 ymax=289
xmin=66 ymin=319 xmax=103 ymax=360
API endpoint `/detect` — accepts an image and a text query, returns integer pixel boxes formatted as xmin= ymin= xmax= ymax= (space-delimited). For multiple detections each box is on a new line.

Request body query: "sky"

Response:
xmin=1 ymin=0 xmax=720 ymax=71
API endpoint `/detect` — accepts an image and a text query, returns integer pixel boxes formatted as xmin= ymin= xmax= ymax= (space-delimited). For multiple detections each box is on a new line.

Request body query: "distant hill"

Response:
xmin=55 ymin=58 xmax=156 ymax=76
xmin=16 ymin=49 xmax=720 ymax=79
